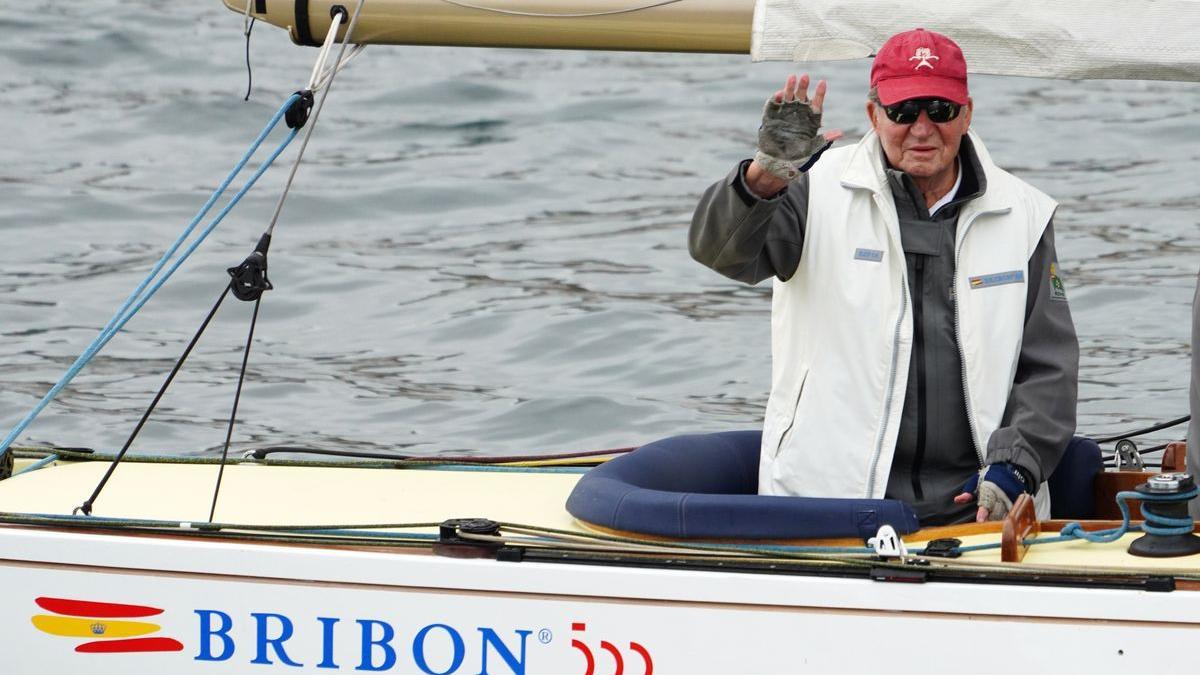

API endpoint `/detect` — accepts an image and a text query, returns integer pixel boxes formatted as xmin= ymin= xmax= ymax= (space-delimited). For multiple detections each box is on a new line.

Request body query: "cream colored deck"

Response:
xmin=0 ymin=461 xmax=583 ymax=532
xmin=2 ymin=460 xmax=1200 ymax=574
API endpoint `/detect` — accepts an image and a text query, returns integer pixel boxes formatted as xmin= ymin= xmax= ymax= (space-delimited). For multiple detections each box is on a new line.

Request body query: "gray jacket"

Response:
xmin=690 ymin=137 xmax=1079 ymax=524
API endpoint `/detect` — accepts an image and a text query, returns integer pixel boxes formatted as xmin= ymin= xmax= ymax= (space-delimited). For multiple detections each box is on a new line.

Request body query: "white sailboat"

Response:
xmin=1 ymin=2 xmax=1198 ymax=672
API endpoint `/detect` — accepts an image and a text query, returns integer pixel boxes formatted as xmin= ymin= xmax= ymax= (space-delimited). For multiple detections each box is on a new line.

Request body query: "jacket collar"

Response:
xmin=839 ymin=130 xmax=1014 ymax=253
xmin=840 ymin=129 xmax=1009 ymax=215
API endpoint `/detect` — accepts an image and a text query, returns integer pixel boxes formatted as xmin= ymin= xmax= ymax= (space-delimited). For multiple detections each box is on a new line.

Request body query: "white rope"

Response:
xmin=313 ymin=44 xmax=367 ymax=92
xmin=306 ymin=11 xmax=346 ymax=91
xmin=265 ymin=0 xmax=366 ymax=236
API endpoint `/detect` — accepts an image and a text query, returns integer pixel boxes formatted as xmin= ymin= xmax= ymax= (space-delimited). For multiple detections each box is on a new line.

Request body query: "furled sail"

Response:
xmin=752 ymin=0 xmax=1200 ymax=82
xmin=224 ymin=0 xmax=1200 ymax=82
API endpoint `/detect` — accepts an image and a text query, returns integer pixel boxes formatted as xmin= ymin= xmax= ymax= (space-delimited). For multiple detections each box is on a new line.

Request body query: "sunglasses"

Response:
xmin=881 ymin=98 xmax=962 ymax=125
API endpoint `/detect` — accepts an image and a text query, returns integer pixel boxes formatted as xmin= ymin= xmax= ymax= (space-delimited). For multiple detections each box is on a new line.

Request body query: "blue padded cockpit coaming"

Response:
xmin=565 ymin=431 xmax=921 ymax=540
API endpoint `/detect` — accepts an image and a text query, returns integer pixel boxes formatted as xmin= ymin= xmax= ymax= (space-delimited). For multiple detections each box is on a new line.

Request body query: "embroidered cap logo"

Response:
xmin=909 ymin=47 xmax=939 ymax=70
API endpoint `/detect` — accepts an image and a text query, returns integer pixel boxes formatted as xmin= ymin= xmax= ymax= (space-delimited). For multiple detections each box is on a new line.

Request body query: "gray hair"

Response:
xmin=867 ymin=87 xmax=882 ymax=104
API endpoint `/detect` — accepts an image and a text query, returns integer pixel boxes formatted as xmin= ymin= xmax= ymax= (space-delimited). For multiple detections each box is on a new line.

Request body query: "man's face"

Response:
xmin=866 ymin=97 xmax=973 ymax=179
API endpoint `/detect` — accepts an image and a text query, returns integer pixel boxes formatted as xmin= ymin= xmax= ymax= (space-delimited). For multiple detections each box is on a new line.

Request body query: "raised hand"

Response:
xmin=751 ymin=74 xmax=844 ymax=188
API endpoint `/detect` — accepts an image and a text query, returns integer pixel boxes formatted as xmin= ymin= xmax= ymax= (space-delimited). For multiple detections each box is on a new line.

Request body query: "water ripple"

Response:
xmin=0 ymin=2 xmax=1196 ymax=458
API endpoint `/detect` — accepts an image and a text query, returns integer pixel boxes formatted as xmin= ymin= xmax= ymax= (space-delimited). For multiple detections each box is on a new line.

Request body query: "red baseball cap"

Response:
xmin=870 ymin=28 xmax=969 ymax=106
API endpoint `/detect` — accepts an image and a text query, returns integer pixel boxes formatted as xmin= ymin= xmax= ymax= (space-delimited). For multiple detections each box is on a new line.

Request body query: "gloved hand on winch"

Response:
xmin=954 ymin=463 xmax=1034 ymax=522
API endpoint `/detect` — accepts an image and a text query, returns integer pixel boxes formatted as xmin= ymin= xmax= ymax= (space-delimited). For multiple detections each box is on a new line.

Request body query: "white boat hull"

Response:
xmin=4 ymin=525 xmax=1198 ymax=674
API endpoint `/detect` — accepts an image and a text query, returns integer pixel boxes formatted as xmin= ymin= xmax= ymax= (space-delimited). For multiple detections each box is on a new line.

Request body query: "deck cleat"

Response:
xmin=867 ymin=524 xmax=909 ymax=559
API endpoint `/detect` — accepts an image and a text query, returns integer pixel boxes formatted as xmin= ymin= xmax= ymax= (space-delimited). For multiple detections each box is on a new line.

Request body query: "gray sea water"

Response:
xmin=1 ymin=2 xmax=1197 ymax=461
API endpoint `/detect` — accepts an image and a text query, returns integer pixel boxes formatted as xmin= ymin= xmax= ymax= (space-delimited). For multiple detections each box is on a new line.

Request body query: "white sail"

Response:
xmin=752 ymin=0 xmax=1200 ymax=82
xmin=222 ymin=0 xmax=1200 ymax=81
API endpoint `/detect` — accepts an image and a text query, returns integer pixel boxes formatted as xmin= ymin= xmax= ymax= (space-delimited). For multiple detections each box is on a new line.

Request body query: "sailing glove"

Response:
xmin=960 ymin=463 xmax=1033 ymax=521
xmin=754 ymin=97 xmax=834 ymax=182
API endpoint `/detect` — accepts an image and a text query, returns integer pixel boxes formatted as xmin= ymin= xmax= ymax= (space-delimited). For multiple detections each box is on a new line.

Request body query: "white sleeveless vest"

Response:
xmin=758 ymin=130 xmax=1057 ymax=501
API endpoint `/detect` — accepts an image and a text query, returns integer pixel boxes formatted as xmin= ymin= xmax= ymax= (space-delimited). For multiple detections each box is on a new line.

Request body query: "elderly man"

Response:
xmin=690 ymin=29 xmax=1078 ymax=525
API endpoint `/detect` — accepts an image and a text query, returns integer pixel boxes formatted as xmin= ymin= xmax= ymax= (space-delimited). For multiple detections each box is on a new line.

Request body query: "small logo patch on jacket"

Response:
xmin=969 ymin=270 xmax=1024 ymax=289
xmin=854 ymin=248 xmax=884 ymax=262
xmin=1050 ymin=263 xmax=1067 ymax=300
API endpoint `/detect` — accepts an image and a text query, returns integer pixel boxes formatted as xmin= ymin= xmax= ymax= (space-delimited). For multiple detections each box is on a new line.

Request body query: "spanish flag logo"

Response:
xmin=32 ymin=597 xmax=183 ymax=653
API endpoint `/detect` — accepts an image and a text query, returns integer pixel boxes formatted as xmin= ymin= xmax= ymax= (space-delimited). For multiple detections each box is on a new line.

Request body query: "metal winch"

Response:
xmin=1128 ymin=473 xmax=1200 ymax=558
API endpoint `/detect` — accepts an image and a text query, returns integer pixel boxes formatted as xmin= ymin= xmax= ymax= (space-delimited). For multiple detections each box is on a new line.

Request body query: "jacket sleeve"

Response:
xmin=689 ymin=159 xmax=810 ymax=284
xmin=984 ymin=219 xmax=1080 ymax=486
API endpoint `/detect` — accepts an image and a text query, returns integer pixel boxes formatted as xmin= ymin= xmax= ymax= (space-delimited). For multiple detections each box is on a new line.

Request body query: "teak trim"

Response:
xmin=1001 ymin=494 xmax=1039 ymax=562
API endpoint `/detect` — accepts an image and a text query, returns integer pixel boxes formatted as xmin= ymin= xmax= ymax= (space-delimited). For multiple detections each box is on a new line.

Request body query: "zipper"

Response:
xmin=910 ymin=255 xmax=927 ymax=501
xmin=953 ymin=211 xmax=992 ymax=469
xmin=865 ymin=255 xmax=908 ymax=498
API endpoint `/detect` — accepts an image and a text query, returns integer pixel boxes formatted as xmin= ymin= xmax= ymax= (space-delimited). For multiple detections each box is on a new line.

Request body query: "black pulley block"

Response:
xmin=434 ymin=518 xmax=504 ymax=559
xmin=285 ymin=90 xmax=315 ymax=129
xmin=227 ymin=233 xmax=274 ymax=302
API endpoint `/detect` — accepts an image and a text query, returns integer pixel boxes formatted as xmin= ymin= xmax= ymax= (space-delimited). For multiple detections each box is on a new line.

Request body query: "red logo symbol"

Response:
xmin=571 ymin=622 xmax=652 ymax=675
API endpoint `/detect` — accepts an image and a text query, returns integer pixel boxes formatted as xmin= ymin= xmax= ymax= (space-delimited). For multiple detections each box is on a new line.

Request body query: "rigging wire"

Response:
xmin=208 ymin=295 xmax=264 ymax=522
xmin=1092 ymin=414 xmax=1190 ymax=445
xmin=76 ymin=286 xmax=233 ymax=516
xmin=313 ymin=44 xmax=366 ymax=91
xmin=205 ymin=1 xmax=366 ymax=518
xmin=265 ymin=0 xmax=366 ymax=237
xmin=0 ymin=97 xmax=301 ymax=461
xmin=1 ymin=3 xmax=370 ymax=495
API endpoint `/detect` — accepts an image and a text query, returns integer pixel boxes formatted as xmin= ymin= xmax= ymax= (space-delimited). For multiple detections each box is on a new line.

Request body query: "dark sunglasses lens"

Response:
xmin=883 ymin=99 xmax=960 ymax=124
xmin=926 ymin=100 xmax=960 ymax=123
xmin=885 ymin=101 xmax=921 ymax=124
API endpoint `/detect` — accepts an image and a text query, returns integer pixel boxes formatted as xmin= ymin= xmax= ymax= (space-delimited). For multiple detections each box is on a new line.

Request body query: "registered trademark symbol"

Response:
xmin=538 ymin=628 xmax=553 ymax=644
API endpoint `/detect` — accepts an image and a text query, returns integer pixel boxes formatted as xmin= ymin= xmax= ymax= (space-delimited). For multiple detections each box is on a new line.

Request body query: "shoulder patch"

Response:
xmin=1050 ymin=262 xmax=1067 ymax=301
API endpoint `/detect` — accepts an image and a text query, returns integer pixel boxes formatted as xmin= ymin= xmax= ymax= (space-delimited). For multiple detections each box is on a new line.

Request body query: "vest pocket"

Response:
xmin=763 ymin=366 xmax=810 ymax=460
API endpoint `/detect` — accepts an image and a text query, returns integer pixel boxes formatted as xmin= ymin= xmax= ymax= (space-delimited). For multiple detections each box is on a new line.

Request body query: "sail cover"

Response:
xmin=752 ymin=0 xmax=1200 ymax=82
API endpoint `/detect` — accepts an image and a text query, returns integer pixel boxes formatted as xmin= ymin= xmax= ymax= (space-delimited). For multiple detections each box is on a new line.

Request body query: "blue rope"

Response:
xmin=11 ymin=454 xmax=59 ymax=477
xmin=1060 ymin=487 xmax=1199 ymax=543
xmin=936 ymin=487 xmax=1200 ymax=555
xmin=0 ymin=95 xmax=301 ymax=456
